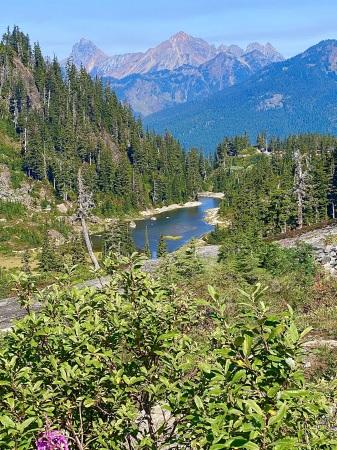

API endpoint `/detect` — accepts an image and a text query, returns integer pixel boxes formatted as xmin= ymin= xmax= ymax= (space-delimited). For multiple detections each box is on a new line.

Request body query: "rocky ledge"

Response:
xmin=278 ymin=223 xmax=337 ymax=276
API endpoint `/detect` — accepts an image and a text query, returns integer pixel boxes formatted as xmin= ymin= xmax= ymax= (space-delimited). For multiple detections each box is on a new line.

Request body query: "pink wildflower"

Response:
xmin=36 ymin=429 xmax=69 ymax=450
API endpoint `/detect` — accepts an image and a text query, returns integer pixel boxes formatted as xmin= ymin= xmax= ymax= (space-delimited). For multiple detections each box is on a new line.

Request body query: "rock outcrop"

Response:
xmin=278 ymin=223 xmax=337 ymax=276
xmin=0 ymin=164 xmax=32 ymax=206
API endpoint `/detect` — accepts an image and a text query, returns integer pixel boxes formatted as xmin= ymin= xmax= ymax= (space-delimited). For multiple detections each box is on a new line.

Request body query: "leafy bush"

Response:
xmin=156 ymin=238 xmax=204 ymax=282
xmin=0 ymin=257 xmax=335 ymax=449
xmin=0 ymin=266 xmax=14 ymax=298
xmin=218 ymin=231 xmax=316 ymax=289
xmin=259 ymin=241 xmax=317 ymax=280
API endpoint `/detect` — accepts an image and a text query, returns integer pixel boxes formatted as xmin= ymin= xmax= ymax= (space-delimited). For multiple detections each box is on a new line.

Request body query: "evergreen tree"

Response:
xmin=144 ymin=226 xmax=152 ymax=259
xmin=39 ymin=230 xmax=61 ymax=272
xmin=174 ymin=238 xmax=204 ymax=278
xmin=102 ymin=220 xmax=136 ymax=257
xmin=21 ymin=249 xmax=31 ymax=275
xmin=69 ymin=234 xmax=87 ymax=266
xmin=157 ymin=234 xmax=167 ymax=258
xmin=186 ymin=148 xmax=203 ymax=199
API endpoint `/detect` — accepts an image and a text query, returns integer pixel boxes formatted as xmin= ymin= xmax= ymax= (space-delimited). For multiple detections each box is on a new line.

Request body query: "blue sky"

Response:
xmin=2 ymin=0 xmax=337 ymax=61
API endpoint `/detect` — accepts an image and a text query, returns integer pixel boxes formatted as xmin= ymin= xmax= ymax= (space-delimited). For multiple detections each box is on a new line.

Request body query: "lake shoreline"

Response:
xmin=138 ymin=192 xmax=224 ymax=219
xmin=139 ymin=200 xmax=201 ymax=218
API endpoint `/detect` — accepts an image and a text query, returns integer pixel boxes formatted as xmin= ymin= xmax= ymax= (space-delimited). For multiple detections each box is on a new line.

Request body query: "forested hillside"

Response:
xmin=0 ymin=26 xmax=210 ymax=216
xmin=211 ymin=132 xmax=337 ymax=236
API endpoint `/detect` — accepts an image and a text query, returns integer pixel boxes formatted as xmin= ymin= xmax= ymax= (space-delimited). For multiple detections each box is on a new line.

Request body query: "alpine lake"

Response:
xmin=91 ymin=197 xmax=222 ymax=258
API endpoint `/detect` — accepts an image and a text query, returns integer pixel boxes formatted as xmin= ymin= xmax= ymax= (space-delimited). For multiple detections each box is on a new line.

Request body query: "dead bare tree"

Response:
xmin=77 ymin=166 xmax=100 ymax=270
xmin=293 ymin=149 xmax=311 ymax=229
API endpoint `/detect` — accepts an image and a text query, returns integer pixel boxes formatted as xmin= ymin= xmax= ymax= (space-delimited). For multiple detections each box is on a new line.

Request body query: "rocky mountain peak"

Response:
xmin=218 ymin=44 xmax=245 ymax=58
xmin=149 ymin=31 xmax=217 ymax=70
xmin=63 ymin=33 xmax=285 ymax=79
xmin=169 ymin=31 xmax=192 ymax=43
xmin=245 ymin=42 xmax=284 ymax=62
xmin=63 ymin=38 xmax=108 ymax=72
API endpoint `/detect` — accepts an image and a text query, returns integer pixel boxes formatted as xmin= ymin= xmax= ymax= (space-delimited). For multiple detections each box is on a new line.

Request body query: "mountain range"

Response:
xmin=63 ymin=33 xmax=337 ymax=153
xmin=144 ymin=39 xmax=337 ymax=152
xmin=62 ymin=32 xmax=284 ymax=115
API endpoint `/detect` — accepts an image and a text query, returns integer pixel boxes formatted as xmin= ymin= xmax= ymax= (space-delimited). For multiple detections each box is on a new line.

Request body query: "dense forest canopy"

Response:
xmin=211 ymin=132 xmax=337 ymax=236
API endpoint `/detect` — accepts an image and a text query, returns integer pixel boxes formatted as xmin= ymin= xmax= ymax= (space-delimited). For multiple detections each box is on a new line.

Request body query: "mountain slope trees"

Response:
xmin=0 ymin=26 xmax=208 ymax=215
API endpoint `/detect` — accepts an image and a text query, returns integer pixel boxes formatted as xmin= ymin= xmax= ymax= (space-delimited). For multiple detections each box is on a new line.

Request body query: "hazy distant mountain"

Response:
xmin=144 ymin=40 xmax=337 ymax=152
xmin=63 ymin=32 xmax=218 ymax=78
xmin=106 ymin=45 xmax=284 ymax=116
xmin=64 ymin=38 xmax=109 ymax=73
xmin=62 ymin=32 xmax=284 ymax=115
xmin=245 ymin=42 xmax=284 ymax=62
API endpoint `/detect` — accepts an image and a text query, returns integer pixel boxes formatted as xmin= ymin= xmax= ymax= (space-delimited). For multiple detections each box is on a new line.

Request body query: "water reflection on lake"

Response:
xmin=92 ymin=197 xmax=221 ymax=258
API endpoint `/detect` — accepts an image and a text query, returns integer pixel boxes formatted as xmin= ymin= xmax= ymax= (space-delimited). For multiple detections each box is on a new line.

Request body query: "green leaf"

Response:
xmin=60 ymin=366 xmax=68 ymax=381
xmin=227 ymin=437 xmax=250 ymax=447
xmin=6 ymin=397 xmax=15 ymax=409
xmin=281 ymin=389 xmax=310 ymax=399
xmin=268 ymin=402 xmax=287 ymax=426
xmin=237 ymin=288 xmax=251 ymax=299
xmin=271 ymin=437 xmax=298 ymax=449
xmin=19 ymin=417 xmax=36 ymax=432
xmin=299 ymin=326 xmax=312 ymax=339
xmin=86 ymin=344 xmax=96 ymax=353
xmin=230 ymin=369 xmax=246 ymax=384
xmin=199 ymin=362 xmax=212 ymax=373
xmin=84 ymin=398 xmax=95 ymax=407
xmin=288 ymin=323 xmax=299 ymax=343
xmin=0 ymin=415 xmax=16 ymax=429
xmin=194 ymin=395 xmax=204 ymax=410
xmin=243 ymin=443 xmax=260 ymax=450
xmin=242 ymin=334 xmax=253 ymax=357
xmin=244 ymin=399 xmax=263 ymax=415
xmin=158 ymin=331 xmax=179 ymax=341
xmin=267 ymin=384 xmax=280 ymax=398
xmin=208 ymin=284 xmax=219 ymax=301
xmin=49 ymin=355 xmax=58 ymax=370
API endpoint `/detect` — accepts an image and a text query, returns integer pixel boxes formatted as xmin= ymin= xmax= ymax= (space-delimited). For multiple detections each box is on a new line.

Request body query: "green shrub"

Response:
xmin=0 ymin=267 xmax=14 ymax=298
xmin=0 ymin=201 xmax=26 ymax=219
xmin=0 ymin=258 xmax=335 ymax=449
xmin=10 ymin=170 xmax=25 ymax=189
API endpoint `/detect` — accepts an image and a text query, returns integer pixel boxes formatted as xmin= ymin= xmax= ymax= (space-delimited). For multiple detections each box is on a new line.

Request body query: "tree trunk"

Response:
xmin=78 ymin=167 xmax=100 ymax=270
xmin=79 ymin=211 xmax=99 ymax=270
xmin=297 ymin=191 xmax=303 ymax=229
xmin=293 ymin=149 xmax=309 ymax=230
